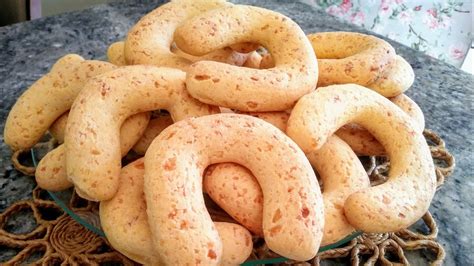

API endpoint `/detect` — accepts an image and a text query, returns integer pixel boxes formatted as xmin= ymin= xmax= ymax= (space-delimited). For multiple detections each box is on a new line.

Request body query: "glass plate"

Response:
xmin=31 ymin=148 xmax=361 ymax=265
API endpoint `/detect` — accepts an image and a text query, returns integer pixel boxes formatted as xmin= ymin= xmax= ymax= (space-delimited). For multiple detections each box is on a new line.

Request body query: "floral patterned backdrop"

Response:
xmin=305 ymin=0 xmax=472 ymax=67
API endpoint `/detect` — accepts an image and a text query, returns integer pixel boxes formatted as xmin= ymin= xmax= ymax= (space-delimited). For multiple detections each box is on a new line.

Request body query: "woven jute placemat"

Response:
xmin=0 ymin=129 xmax=455 ymax=265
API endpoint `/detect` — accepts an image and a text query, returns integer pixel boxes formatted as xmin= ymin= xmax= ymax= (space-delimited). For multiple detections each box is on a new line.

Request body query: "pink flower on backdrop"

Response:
xmin=398 ymin=10 xmax=413 ymax=25
xmin=340 ymin=0 xmax=352 ymax=13
xmin=449 ymin=44 xmax=467 ymax=60
xmin=423 ymin=14 xmax=439 ymax=29
xmin=350 ymin=11 xmax=365 ymax=26
xmin=380 ymin=0 xmax=393 ymax=15
xmin=427 ymin=8 xmax=438 ymax=18
xmin=414 ymin=5 xmax=422 ymax=11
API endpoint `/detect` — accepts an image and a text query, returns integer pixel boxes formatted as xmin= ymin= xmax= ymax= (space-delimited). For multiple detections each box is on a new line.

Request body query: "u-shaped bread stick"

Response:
xmin=336 ymin=93 xmax=425 ymax=155
xmin=4 ymin=54 xmax=116 ymax=151
xmin=368 ymin=55 xmax=415 ymax=97
xmin=100 ymin=158 xmax=253 ymax=265
xmin=204 ymin=115 xmax=369 ymax=245
xmin=286 ymin=84 xmax=436 ymax=232
xmin=174 ymin=5 xmax=318 ymax=111
xmin=308 ymin=32 xmax=395 ymax=88
xmin=36 ymin=112 xmax=150 ymax=191
xmin=65 ymin=66 xmax=219 ymax=201
xmin=144 ymin=114 xmax=323 ymax=264
xmin=124 ymin=0 xmax=230 ymax=69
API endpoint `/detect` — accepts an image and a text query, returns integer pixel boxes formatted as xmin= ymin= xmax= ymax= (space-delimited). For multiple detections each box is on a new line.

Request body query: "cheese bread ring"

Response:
xmin=368 ymin=55 xmax=415 ymax=97
xmin=308 ymin=32 xmax=395 ymax=87
xmin=306 ymin=136 xmax=369 ymax=245
xmin=174 ymin=5 xmax=318 ymax=111
xmin=124 ymin=0 xmax=230 ymax=69
xmin=144 ymin=114 xmax=323 ymax=263
xmin=65 ymin=66 xmax=219 ymax=201
xmin=36 ymin=112 xmax=150 ymax=191
xmin=287 ymin=84 xmax=436 ymax=232
xmin=4 ymin=54 xmax=116 ymax=151
xmin=100 ymin=158 xmax=253 ymax=265
xmin=108 ymin=40 xmax=250 ymax=70
xmin=337 ymin=93 xmax=425 ymax=155
xmin=239 ymin=93 xmax=423 ymax=157
xmin=204 ymin=123 xmax=368 ymax=245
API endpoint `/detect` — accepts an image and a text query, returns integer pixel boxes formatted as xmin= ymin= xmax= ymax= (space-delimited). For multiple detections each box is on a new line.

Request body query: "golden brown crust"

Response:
xmin=65 ymin=66 xmax=218 ymax=201
xmin=144 ymin=114 xmax=324 ymax=263
xmin=287 ymin=84 xmax=436 ymax=232
xmin=175 ymin=5 xmax=318 ymax=111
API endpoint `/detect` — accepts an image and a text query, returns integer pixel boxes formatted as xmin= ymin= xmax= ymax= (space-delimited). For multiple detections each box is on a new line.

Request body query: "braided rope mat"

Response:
xmin=1 ymin=129 xmax=455 ymax=265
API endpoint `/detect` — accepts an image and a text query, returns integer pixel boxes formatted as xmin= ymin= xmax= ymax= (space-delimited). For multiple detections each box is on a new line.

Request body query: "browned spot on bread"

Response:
xmin=207 ymin=249 xmax=217 ymax=260
xmin=269 ymin=225 xmax=282 ymax=236
xmin=134 ymin=161 xmax=145 ymax=169
xmin=301 ymin=207 xmax=310 ymax=218
xmin=246 ymin=101 xmax=258 ymax=109
xmin=272 ymin=209 xmax=282 ymax=223
xmin=194 ymin=74 xmax=210 ymax=81
xmin=163 ymin=157 xmax=176 ymax=171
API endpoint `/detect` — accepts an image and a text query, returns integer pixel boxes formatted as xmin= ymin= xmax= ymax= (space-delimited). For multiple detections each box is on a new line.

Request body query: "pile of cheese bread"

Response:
xmin=4 ymin=0 xmax=436 ymax=265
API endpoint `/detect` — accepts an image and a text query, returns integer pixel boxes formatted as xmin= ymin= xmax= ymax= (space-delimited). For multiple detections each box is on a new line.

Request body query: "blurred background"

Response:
xmin=0 ymin=0 xmax=472 ymax=73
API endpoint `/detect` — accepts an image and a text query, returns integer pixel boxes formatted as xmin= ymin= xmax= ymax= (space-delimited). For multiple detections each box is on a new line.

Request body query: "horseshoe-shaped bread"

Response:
xmin=36 ymin=112 xmax=150 ymax=191
xmin=174 ymin=5 xmax=318 ymax=111
xmin=336 ymin=93 xmax=425 ymax=155
xmin=308 ymin=32 xmax=395 ymax=88
xmin=368 ymin=55 xmax=415 ymax=97
xmin=65 ymin=66 xmax=218 ymax=201
xmin=124 ymin=0 xmax=230 ymax=69
xmin=286 ymin=84 xmax=436 ymax=232
xmin=4 ymin=54 xmax=116 ymax=150
xmin=204 ymin=125 xmax=369 ymax=245
xmin=306 ymin=136 xmax=369 ymax=245
xmin=100 ymin=158 xmax=253 ymax=265
xmin=144 ymin=114 xmax=323 ymax=264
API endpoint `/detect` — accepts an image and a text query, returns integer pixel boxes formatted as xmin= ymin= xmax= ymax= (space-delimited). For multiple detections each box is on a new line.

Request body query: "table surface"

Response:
xmin=0 ymin=0 xmax=472 ymax=265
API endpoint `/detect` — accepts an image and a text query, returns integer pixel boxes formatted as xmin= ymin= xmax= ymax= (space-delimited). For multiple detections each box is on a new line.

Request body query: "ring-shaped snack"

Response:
xmin=124 ymin=0 xmax=230 ymax=69
xmin=36 ymin=112 xmax=150 ymax=191
xmin=100 ymin=158 xmax=253 ymax=265
xmin=336 ymin=93 xmax=425 ymax=155
xmin=174 ymin=5 xmax=318 ymax=111
xmin=308 ymin=32 xmax=395 ymax=89
xmin=204 ymin=120 xmax=369 ymax=245
xmin=144 ymin=114 xmax=323 ymax=264
xmin=65 ymin=66 xmax=219 ymax=201
xmin=4 ymin=54 xmax=116 ymax=150
xmin=286 ymin=84 xmax=436 ymax=232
